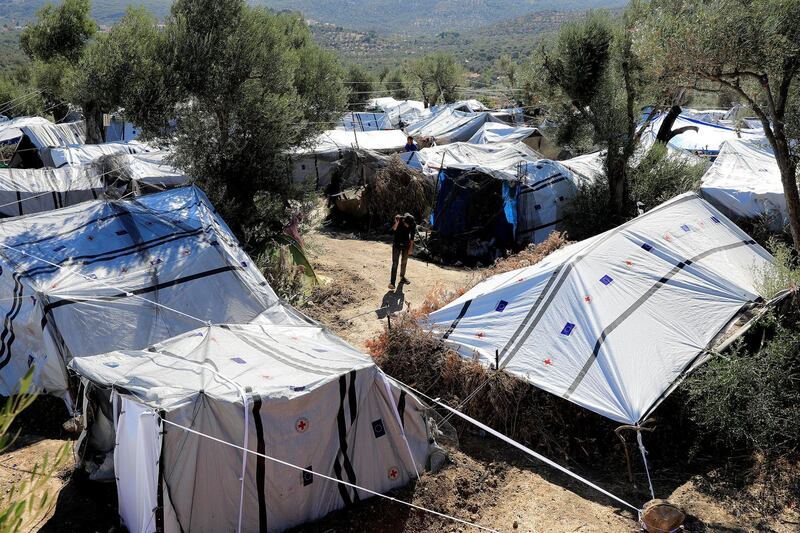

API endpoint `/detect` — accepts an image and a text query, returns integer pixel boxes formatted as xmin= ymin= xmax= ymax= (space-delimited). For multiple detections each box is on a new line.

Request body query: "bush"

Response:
xmin=684 ymin=312 xmax=800 ymax=455
xmin=629 ymin=143 xmax=706 ymax=211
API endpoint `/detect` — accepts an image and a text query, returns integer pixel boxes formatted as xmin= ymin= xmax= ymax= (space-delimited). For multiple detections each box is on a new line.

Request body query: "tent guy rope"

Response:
xmin=158 ymin=417 xmax=501 ymax=533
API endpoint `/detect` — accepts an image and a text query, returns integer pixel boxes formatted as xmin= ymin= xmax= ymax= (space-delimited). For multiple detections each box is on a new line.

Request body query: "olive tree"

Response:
xmin=639 ymin=0 xmax=800 ymax=249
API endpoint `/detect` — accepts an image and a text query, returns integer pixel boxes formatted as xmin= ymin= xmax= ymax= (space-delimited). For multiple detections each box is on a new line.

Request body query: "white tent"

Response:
xmin=367 ymin=97 xmax=429 ymax=128
xmin=302 ymin=129 xmax=407 ymax=153
xmin=412 ymin=143 xmax=593 ymax=254
xmin=0 ymin=186 xmax=302 ymax=399
xmin=290 ymin=130 xmax=406 ymax=189
xmin=700 ymin=138 xmax=786 ymax=228
xmin=19 ymin=121 xmax=86 ymax=149
xmin=405 ymin=108 xmax=505 ymax=145
xmin=467 ymin=122 xmax=536 ymax=145
xmin=641 ymin=113 xmax=764 ymax=157
xmin=0 ymin=116 xmax=51 ymax=145
xmin=427 ymin=193 xmax=774 ymax=424
xmin=0 ymin=166 xmax=104 ymax=217
xmin=99 ymin=150 xmax=192 ymax=194
xmin=70 ymin=323 xmax=432 ymax=533
xmin=403 ymin=141 xmax=542 ymax=179
xmin=560 ymin=151 xmax=606 ymax=182
xmin=47 ymin=141 xmax=153 ymax=167
xmin=336 ymin=112 xmax=392 ymax=131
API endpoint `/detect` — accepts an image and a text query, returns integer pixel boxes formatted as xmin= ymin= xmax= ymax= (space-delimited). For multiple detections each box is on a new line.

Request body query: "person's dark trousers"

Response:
xmin=390 ymin=244 xmax=409 ymax=286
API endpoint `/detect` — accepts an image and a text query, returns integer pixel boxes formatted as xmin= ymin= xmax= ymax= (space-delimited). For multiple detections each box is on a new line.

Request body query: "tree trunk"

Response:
xmin=83 ymin=101 xmax=105 ymax=144
xmin=607 ymin=154 xmax=627 ymax=216
xmin=773 ymin=138 xmax=800 ymax=251
xmin=655 ymin=105 xmax=682 ymax=142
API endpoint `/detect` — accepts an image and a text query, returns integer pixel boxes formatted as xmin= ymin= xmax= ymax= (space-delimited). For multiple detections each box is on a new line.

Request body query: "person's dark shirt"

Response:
xmin=393 ymin=221 xmax=412 ymax=246
xmin=403 ymin=142 xmax=418 ymax=152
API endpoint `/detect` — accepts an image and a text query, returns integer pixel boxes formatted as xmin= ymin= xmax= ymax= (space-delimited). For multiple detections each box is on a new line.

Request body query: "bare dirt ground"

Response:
xmin=1 ymin=229 xmax=797 ymax=533
xmin=304 ymin=228 xmax=479 ymax=350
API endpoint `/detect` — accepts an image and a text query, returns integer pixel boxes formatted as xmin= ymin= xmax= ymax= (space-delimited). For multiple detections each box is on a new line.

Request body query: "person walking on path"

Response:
xmin=389 ymin=213 xmax=416 ymax=290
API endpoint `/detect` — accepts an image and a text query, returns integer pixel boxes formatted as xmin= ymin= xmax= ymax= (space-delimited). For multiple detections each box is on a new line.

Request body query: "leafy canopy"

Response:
xmin=20 ymin=0 xmax=96 ymax=63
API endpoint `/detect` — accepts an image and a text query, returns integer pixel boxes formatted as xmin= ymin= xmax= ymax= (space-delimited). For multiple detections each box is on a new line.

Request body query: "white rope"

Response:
xmin=159 ymin=418 xmax=500 ymax=533
xmin=387 ymin=376 xmax=642 ymax=514
xmin=0 ymin=240 xmax=210 ymax=327
xmin=636 ymin=431 xmax=656 ymax=501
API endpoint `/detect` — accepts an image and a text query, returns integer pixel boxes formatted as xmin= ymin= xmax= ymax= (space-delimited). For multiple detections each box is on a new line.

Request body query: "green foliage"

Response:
xmin=19 ymin=0 xmax=95 ymax=63
xmin=157 ymin=0 xmax=346 ymax=250
xmin=345 ymin=64 xmax=376 ymax=111
xmin=685 ymin=312 xmax=800 ymax=455
xmin=404 ymin=53 xmax=463 ymax=105
xmin=68 ymin=6 xmax=162 ymax=114
xmin=383 ymin=68 xmax=410 ymax=99
xmin=628 ymin=143 xmax=705 ymax=210
xmin=530 ymin=8 xmax=657 ymax=218
xmin=756 ymin=239 xmax=800 ymax=299
xmin=563 ymin=175 xmax=619 ymax=241
xmin=0 ymin=77 xmax=43 ymax=118
xmin=0 ymin=370 xmax=69 ymax=533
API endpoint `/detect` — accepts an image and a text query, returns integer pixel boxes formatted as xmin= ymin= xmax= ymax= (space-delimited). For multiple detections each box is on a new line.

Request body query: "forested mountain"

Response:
xmin=1 ymin=0 xmax=627 ymax=32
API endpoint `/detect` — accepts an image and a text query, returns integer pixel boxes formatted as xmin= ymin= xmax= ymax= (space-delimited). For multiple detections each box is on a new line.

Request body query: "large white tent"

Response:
xmin=405 ymin=108 xmax=505 ymax=145
xmin=0 ymin=166 xmax=104 ymax=217
xmin=467 ymin=122 xmax=537 ymax=145
xmin=367 ymin=97 xmax=429 ymax=128
xmin=290 ymin=130 xmax=405 ymax=189
xmin=0 ymin=186 xmax=302 ymax=399
xmin=336 ymin=112 xmax=392 ymax=131
xmin=99 ymin=150 xmax=192 ymax=195
xmin=427 ymin=193 xmax=774 ymax=424
xmin=70 ymin=323 xmax=432 ymax=533
xmin=700 ymin=138 xmax=786 ymax=228
xmin=403 ymin=141 xmax=542 ymax=179
xmin=47 ymin=141 xmax=153 ymax=167
xmin=641 ymin=113 xmax=764 ymax=158
xmin=0 ymin=116 xmax=51 ymax=146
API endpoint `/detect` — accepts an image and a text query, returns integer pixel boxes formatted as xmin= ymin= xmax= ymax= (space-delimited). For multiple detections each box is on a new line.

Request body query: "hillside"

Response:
xmin=311 ymin=10 xmax=584 ymax=74
xmin=0 ymin=0 xmax=171 ymax=26
xmin=1 ymin=0 xmax=628 ymax=32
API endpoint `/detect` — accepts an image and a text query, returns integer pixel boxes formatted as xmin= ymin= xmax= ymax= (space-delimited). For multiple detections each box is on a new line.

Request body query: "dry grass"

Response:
xmin=415 ymin=231 xmax=570 ymax=317
xmin=362 ymin=154 xmax=434 ymax=224
xmin=367 ymin=313 xmax=615 ymax=460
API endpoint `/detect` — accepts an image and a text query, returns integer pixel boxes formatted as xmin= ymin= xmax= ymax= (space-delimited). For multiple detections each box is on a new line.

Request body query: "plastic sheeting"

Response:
xmin=0 ymin=186 xmax=303 ymax=396
xmin=299 ymin=130 xmax=407 ymax=154
xmin=700 ymin=138 xmax=786 ymax=227
xmin=336 ymin=112 xmax=392 ymax=131
xmin=467 ymin=123 xmax=536 ymax=144
xmin=47 ymin=141 xmax=152 ymax=167
xmin=427 ymin=193 xmax=773 ymax=424
xmin=560 ymin=151 xmax=606 ymax=182
xmin=0 ymin=166 xmax=104 ymax=216
xmin=367 ymin=97 xmax=429 ymax=128
xmin=21 ymin=122 xmax=86 ymax=149
xmin=0 ymin=117 xmax=51 ymax=145
xmin=405 ymin=108 xmax=505 ymax=144
xmin=114 ymin=395 xmax=161 ymax=533
xmin=403 ymin=142 xmax=542 ymax=179
xmin=72 ymin=323 xmax=432 ymax=533
xmin=641 ymin=113 xmax=765 ymax=157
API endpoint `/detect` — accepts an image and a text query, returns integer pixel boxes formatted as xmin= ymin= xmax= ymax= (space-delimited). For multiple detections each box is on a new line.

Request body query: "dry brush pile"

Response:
xmin=362 ymin=154 xmax=435 ymax=226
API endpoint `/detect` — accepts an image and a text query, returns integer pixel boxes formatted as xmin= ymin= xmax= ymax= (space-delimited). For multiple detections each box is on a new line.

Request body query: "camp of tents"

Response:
xmin=0 ymin=96 xmax=792 ymax=533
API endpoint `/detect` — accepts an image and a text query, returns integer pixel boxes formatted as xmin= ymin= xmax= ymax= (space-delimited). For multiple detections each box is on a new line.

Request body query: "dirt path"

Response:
xmin=304 ymin=229 xmax=478 ymax=349
xmin=301 ymin=230 xmax=798 ymax=533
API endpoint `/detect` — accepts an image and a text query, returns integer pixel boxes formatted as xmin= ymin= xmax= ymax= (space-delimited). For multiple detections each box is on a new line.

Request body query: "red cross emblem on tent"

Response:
xmin=295 ymin=417 xmax=309 ymax=433
xmin=476 ymin=332 xmax=485 ymax=338
xmin=584 ymin=295 xmax=591 ymax=303
xmin=388 ymin=467 xmax=399 ymax=480
xmin=544 ymin=358 xmax=554 ymax=366
xmin=664 ymin=233 xmax=672 ymax=242
xmin=625 ymin=260 xmax=634 ymax=267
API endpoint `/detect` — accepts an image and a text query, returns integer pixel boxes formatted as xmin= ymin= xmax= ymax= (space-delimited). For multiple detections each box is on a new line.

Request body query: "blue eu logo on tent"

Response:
xmin=641 ymin=242 xmax=653 ymax=252
xmin=600 ymin=275 xmax=613 ymax=285
xmin=681 ymin=224 xmax=691 ymax=232
xmin=495 ymin=300 xmax=508 ymax=312
xmin=711 ymin=215 xmax=721 ymax=224
xmin=561 ymin=322 xmax=575 ymax=336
